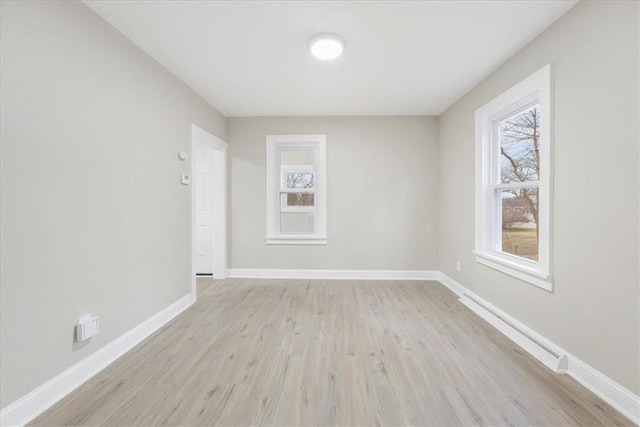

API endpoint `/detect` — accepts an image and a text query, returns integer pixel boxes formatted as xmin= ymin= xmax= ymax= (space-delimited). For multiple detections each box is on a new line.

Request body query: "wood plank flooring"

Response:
xmin=31 ymin=278 xmax=632 ymax=426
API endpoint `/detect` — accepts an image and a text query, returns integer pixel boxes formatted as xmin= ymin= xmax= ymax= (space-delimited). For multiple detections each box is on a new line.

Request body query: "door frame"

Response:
xmin=190 ymin=124 xmax=228 ymax=302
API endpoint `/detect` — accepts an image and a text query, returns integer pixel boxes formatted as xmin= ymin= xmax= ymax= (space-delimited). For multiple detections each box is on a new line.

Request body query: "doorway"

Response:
xmin=191 ymin=124 xmax=227 ymax=301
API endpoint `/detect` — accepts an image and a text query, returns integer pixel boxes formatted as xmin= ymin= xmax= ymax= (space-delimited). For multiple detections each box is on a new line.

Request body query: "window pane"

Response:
xmin=280 ymin=212 xmax=315 ymax=233
xmin=281 ymin=149 xmax=314 ymax=166
xmin=500 ymin=188 xmax=538 ymax=261
xmin=499 ymin=105 xmax=540 ymax=183
xmin=283 ymin=192 xmax=314 ymax=207
xmin=286 ymin=171 xmax=314 ymax=189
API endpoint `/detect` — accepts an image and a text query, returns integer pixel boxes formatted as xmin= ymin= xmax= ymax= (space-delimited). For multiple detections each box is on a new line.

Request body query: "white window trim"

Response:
xmin=266 ymin=134 xmax=327 ymax=245
xmin=474 ymin=65 xmax=553 ymax=291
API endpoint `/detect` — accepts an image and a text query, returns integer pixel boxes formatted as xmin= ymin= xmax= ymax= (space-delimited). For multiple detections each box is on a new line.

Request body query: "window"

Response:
xmin=474 ymin=65 xmax=552 ymax=291
xmin=266 ymin=134 xmax=327 ymax=244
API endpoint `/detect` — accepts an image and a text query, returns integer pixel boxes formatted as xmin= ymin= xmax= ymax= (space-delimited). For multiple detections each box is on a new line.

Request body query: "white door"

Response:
xmin=195 ymin=144 xmax=213 ymax=274
xmin=191 ymin=124 xmax=227 ymax=300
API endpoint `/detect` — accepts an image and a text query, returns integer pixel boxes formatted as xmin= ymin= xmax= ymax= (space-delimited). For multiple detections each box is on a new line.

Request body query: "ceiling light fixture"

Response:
xmin=308 ymin=33 xmax=345 ymax=61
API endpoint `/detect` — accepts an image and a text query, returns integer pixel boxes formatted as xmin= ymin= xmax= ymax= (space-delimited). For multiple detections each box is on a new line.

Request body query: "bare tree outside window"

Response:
xmin=499 ymin=106 xmax=540 ymax=261
xmin=286 ymin=172 xmax=314 ymax=206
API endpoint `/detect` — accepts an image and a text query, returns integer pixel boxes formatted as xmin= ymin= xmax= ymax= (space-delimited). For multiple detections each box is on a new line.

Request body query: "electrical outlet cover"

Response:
xmin=77 ymin=315 xmax=99 ymax=341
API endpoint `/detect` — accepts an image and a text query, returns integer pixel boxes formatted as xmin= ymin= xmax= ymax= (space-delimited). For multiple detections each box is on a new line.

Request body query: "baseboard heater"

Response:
xmin=458 ymin=293 xmax=568 ymax=373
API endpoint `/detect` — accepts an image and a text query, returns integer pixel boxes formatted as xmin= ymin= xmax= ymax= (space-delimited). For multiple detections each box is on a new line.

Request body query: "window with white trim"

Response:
xmin=475 ymin=65 xmax=552 ymax=291
xmin=266 ymin=134 xmax=326 ymax=245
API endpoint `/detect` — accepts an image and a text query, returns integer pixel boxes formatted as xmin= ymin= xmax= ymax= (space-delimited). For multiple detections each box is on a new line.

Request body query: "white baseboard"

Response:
xmin=567 ymin=354 xmax=640 ymax=425
xmin=0 ymin=294 xmax=193 ymax=427
xmin=438 ymin=272 xmax=639 ymax=425
xmin=226 ymin=268 xmax=439 ymax=280
xmin=435 ymin=271 xmax=468 ymax=296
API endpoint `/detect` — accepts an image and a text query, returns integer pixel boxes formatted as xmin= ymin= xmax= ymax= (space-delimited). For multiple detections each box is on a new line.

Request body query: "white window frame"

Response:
xmin=474 ymin=65 xmax=552 ymax=291
xmin=266 ymin=134 xmax=327 ymax=245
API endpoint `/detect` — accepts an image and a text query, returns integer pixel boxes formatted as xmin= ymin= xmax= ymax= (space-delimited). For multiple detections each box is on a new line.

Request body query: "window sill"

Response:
xmin=266 ymin=236 xmax=327 ymax=245
xmin=474 ymin=251 xmax=553 ymax=292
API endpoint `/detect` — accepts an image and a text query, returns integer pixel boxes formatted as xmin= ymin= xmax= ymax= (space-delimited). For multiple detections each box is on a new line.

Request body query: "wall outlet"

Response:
xmin=456 ymin=261 xmax=462 ymax=272
xmin=77 ymin=314 xmax=99 ymax=341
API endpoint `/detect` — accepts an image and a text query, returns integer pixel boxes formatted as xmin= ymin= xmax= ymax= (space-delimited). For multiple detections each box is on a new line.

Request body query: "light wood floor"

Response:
xmin=32 ymin=278 xmax=632 ymax=426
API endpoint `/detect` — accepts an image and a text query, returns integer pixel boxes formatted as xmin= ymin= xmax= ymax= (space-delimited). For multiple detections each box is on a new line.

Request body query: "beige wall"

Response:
xmin=437 ymin=0 xmax=639 ymax=394
xmin=0 ymin=0 xmax=226 ymax=407
xmin=228 ymin=116 xmax=439 ymax=270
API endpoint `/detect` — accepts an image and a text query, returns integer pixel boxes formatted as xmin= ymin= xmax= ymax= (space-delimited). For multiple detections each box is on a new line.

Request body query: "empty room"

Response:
xmin=1 ymin=0 xmax=638 ymax=426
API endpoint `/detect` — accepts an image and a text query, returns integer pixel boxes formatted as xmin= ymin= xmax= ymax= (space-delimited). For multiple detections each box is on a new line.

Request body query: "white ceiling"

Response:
xmin=84 ymin=1 xmax=577 ymax=117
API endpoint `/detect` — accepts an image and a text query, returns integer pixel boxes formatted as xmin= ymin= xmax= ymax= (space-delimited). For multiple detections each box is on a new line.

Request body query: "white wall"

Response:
xmin=228 ymin=116 xmax=439 ymax=270
xmin=0 ymin=0 xmax=226 ymax=408
xmin=437 ymin=0 xmax=639 ymax=394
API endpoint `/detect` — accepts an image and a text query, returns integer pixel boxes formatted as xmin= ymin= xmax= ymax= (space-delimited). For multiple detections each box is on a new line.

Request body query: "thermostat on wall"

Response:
xmin=77 ymin=314 xmax=99 ymax=341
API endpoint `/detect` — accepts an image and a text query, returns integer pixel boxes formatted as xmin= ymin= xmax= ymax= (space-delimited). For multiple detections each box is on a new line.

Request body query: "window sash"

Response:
xmin=276 ymin=149 xmax=318 ymax=233
xmin=279 ymin=189 xmax=315 ymax=194
xmin=493 ymin=185 xmax=539 ymax=260
xmin=490 ymin=181 xmax=540 ymax=190
xmin=279 ymin=166 xmax=316 ymax=213
xmin=279 ymin=192 xmax=315 ymax=213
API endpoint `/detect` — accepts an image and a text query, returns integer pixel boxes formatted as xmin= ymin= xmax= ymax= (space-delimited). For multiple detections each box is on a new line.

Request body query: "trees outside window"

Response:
xmin=283 ymin=169 xmax=314 ymax=208
xmin=499 ymin=106 xmax=540 ymax=261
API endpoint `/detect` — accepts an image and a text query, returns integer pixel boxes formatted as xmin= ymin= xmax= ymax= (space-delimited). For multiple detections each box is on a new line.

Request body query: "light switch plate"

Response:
xmin=181 ymin=174 xmax=190 ymax=185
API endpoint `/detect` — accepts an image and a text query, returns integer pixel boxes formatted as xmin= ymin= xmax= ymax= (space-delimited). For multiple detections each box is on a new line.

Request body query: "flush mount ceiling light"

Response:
xmin=308 ymin=33 xmax=345 ymax=61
